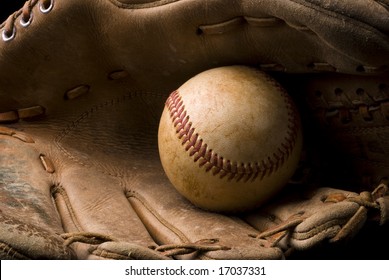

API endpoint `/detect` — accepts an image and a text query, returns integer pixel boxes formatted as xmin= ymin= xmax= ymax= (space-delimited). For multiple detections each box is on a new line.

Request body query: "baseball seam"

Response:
xmin=165 ymin=87 xmax=300 ymax=183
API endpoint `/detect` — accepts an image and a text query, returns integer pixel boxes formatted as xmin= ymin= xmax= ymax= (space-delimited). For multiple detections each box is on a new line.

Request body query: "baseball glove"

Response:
xmin=1 ymin=0 xmax=389 ymax=260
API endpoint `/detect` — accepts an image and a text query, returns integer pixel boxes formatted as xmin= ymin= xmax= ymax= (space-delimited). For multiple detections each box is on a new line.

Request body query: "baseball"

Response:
xmin=158 ymin=66 xmax=303 ymax=212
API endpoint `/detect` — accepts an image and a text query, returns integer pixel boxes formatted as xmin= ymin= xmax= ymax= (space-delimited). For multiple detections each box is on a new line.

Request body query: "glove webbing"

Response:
xmin=254 ymin=184 xmax=388 ymax=253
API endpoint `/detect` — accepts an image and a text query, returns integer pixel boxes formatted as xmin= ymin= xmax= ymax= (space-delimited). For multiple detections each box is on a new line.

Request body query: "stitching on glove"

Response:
xmin=308 ymin=83 xmax=389 ymax=124
xmin=165 ymin=88 xmax=300 ymax=183
xmin=256 ymin=215 xmax=304 ymax=241
xmin=0 ymin=126 xmax=35 ymax=143
xmin=197 ymin=16 xmax=308 ymax=36
xmin=126 ymin=190 xmax=190 ymax=243
xmin=0 ymin=111 xmax=18 ymax=123
xmin=348 ymin=191 xmax=381 ymax=209
xmin=89 ymin=242 xmax=171 ymax=260
xmin=64 ymin=85 xmax=90 ymax=100
xmin=0 ymin=106 xmax=46 ymax=124
xmin=51 ymin=185 xmax=84 ymax=232
xmin=126 ymin=191 xmax=231 ymax=257
xmin=255 ymin=215 xmax=343 ymax=250
xmin=17 ymin=106 xmax=46 ymax=120
xmin=331 ymin=183 xmax=389 ymax=241
xmin=89 ymin=248 xmax=134 ymax=260
xmin=330 ymin=206 xmax=367 ymax=242
xmin=39 ymin=154 xmax=55 ymax=173
xmin=252 ymin=185 xmax=389 ymax=250
xmin=313 ymin=83 xmax=389 ymax=110
xmin=197 ymin=17 xmax=246 ymax=35
xmin=0 ymin=127 xmax=57 ymax=175
xmin=293 ymin=219 xmax=344 ymax=241
xmin=109 ymin=0 xmax=179 ymax=9
xmin=151 ymin=239 xmax=231 ymax=257
xmin=61 ymin=232 xmax=117 ymax=247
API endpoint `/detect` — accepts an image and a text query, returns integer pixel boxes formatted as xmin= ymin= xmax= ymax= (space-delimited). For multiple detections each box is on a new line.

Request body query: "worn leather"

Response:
xmin=0 ymin=0 xmax=389 ymax=259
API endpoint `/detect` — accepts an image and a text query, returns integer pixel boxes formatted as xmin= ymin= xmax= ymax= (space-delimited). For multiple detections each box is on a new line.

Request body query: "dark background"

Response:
xmin=0 ymin=0 xmax=26 ymax=22
xmin=0 ymin=0 xmax=388 ymax=260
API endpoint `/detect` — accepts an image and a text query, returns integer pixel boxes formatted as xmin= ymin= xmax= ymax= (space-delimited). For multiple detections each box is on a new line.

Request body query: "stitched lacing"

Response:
xmin=61 ymin=232 xmax=230 ymax=258
xmin=1 ymin=0 xmax=54 ymax=42
xmin=312 ymin=84 xmax=389 ymax=123
xmin=254 ymin=183 xmax=389 ymax=250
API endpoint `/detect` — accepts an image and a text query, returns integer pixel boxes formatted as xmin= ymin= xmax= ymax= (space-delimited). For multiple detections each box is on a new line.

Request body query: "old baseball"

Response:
xmin=158 ymin=66 xmax=303 ymax=212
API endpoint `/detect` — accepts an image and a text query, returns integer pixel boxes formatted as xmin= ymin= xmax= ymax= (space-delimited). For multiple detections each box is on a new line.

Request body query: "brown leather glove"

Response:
xmin=0 ymin=0 xmax=388 ymax=260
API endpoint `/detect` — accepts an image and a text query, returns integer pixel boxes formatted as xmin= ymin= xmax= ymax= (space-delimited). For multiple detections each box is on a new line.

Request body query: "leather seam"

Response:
xmin=126 ymin=190 xmax=190 ymax=243
xmin=108 ymin=0 xmax=180 ymax=9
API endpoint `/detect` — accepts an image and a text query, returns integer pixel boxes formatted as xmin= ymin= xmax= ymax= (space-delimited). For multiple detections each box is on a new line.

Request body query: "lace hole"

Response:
xmin=20 ymin=14 xmax=33 ymax=27
xmin=2 ymin=27 xmax=16 ymax=42
xmin=40 ymin=0 xmax=54 ymax=14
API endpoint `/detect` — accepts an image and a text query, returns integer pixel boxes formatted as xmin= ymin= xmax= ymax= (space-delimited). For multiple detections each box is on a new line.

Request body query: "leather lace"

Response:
xmin=61 ymin=232 xmax=117 ymax=247
xmin=61 ymin=232 xmax=230 ymax=259
xmin=151 ymin=239 xmax=231 ymax=257
xmin=254 ymin=183 xmax=389 ymax=251
xmin=1 ymin=0 xmax=54 ymax=42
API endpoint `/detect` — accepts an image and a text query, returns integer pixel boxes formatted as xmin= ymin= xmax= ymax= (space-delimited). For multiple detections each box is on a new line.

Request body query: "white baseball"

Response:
xmin=158 ymin=66 xmax=303 ymax=212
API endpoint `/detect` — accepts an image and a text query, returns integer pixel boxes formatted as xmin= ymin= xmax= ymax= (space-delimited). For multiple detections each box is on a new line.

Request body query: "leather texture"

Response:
xmin=0 ymin=0 xmax=389 ymax=259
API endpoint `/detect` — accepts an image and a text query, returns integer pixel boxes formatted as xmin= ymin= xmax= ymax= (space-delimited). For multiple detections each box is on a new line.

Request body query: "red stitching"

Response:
xmin=165 ymin=89 xmax=299 ymax=182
